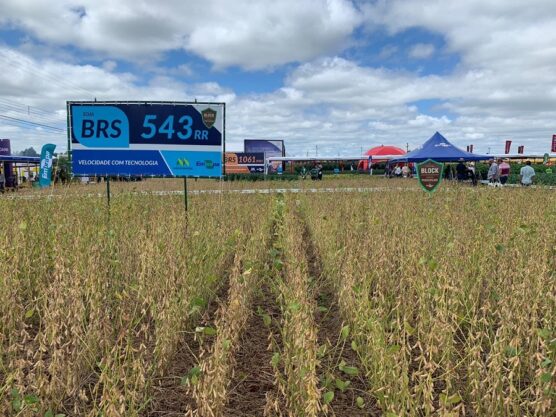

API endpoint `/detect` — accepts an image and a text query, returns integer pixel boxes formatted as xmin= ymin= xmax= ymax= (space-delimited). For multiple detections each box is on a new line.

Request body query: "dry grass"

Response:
xmin=0 ymin=181 xmax=554 ymax=417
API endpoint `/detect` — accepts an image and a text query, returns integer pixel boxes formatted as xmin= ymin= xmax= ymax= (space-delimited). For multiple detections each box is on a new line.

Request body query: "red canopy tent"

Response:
xmin=358 ymin=145 xmax=406 ymax=170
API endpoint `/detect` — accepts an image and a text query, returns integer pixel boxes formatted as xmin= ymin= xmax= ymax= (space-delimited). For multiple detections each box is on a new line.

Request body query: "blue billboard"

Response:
xmin=244 ymin=139 xmax=285 ymax=174
xmin=68 ymin=101 xmax=224 ymax=177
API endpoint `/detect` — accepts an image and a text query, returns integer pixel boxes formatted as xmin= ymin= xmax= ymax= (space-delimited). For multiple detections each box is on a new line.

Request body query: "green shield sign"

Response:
xmin=417 ymin=159 xmax=444 ymax=193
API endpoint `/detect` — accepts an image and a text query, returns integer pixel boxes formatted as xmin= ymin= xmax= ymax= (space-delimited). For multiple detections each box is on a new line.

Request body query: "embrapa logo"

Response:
xmin=196 ymin=160 xmax=220 ymax=169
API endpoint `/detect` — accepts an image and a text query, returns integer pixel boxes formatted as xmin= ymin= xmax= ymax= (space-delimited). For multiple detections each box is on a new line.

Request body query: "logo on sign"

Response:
xmin=417 ymin=159 xmax=444 ymax=193
xmin=201 ymin=108 xmax=217 ymax=129
xmin=177 ymin=158 xmax=190 ymax=167
xmin=72 ymin=106 xmax=130 ymax=148
xmin=196 ymin=159 xmax=219 ymax=169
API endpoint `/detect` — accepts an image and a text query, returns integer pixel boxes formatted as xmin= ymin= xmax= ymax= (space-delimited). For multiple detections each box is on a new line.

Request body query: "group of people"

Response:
xmin=487 ymin=158 xmax=536 ymax=186
xmin=454 ymin=160 xmax=478 ymax=185
xmin=388 ymin=164 xmax=413 ymax=178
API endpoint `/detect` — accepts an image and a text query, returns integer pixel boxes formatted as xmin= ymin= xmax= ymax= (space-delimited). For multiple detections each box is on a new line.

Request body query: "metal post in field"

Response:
xmin=183 ymin=177 xmax=188 ymax=212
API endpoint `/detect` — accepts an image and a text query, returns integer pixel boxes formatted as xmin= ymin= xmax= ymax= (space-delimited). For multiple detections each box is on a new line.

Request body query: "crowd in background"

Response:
xmin=386 ymin=158 xmax=540 ymax=187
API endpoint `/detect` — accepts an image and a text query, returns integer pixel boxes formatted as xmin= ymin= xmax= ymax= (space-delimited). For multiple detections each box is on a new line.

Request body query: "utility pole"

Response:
xmin=315 ymin=145 xmax=318 ymax=157
xmin=406 ymin=142 xmax=409 ymax=152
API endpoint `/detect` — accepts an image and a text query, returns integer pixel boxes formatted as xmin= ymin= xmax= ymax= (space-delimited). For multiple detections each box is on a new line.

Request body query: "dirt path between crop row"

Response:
xmin=299 ymin=209 xmax=381 ymax=417
xmin=223 ymin=279 xmax=282 ymax=417
xmin=146 ymin=257 xmax=234 ymax=417
xmin=224 ymin=214 xmax=284 ymax=417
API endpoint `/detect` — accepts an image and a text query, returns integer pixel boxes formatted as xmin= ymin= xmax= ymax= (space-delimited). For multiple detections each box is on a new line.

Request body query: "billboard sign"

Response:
xmin=68 ymin=101 xmax=224 ymax=177
xmin=244 ymin=139 xmax=285 ymax=173
xmin=0 ymin=139 xmax=10 ymax=155
xmin=225 ymin=152 xmax=265 ymax=174
xmin=417 ymin=159 xmax=444 ymax=193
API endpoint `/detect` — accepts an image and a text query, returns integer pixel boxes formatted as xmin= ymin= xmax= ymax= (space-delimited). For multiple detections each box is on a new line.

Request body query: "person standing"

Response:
xmin=487 ymin=159 xmax=499 ymax=183
xmin=401 ymin=164 xmax=409 ymax=178
xmin=467 ymin=162 xmax=477 ymax=186
xmin=519 ymin=161 xmax=536 ymax=186
xmin=456 ymin=158 xmax=468 ymax=182
xmin=0 ymin=169 xmax=5 ymax=192
xmin=498 ymin=159 xmax=511 ymax=185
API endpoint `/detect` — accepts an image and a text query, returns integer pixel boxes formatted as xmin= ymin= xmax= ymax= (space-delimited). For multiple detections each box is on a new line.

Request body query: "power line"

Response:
xmin=0 ymin=114 xmax=65 ymax=132
xmin=0 ymin=104 xmax=64 ymax=126
xmin=0 ymin=97 xmax=61 ymax=117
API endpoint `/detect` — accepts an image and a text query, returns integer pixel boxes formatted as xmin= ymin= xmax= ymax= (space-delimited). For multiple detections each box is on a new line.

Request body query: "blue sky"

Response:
xmin=0 ymin=0 xmax=555 ymax=155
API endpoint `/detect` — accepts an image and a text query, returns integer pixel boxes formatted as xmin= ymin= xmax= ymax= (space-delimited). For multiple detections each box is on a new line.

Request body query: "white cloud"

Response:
xmin=0 ymin=0 xmax=362 ymax=69
xmin=2 ymin=1 xmax=556 ymax=155
xmin=409 ymin=43 xmax=435 ymax=59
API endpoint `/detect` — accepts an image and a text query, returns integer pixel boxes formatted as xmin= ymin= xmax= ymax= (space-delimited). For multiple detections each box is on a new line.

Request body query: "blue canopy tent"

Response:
xmin=389 ymin=132 xmax=489 ymax=163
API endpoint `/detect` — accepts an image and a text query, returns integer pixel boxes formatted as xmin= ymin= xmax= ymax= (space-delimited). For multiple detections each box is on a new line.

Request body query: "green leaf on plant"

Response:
xmin=24 ymin=394 xmax=39 ymax=405
xmin=181 ymin=366 xmax=201 ymax=386
xmin=537 ymin=328 xmax=551 ymax=340
xmin=387 ymin=344 xmax=401 ymax=354
xmin=45 ymin=411 xmax=54 ymax=417
xmin=323 ymin=391 xmax=334 ymax=404
xmin=541 ymin=358 xmax=552 ymax=368
xmin=341 ymin=325 xmax=350 ymax=340
xmin=505 ymin=346 xmax=518 ymax=357
xmin=288 ymin=302 xmax=300 ymax=312
xmin=495 ymin=244 xmax=505 ymax=252
xmin=342 ymin=366 xmax=359 ymax=376
xmin=351 ymin=340 xmax=358 ymax=351
xmin=440 ymin=393 xmax=462 ymax=405
xmin=540 ymin=373 xmax=552 ymax=383
xmin=19 ymin=221 xmax=27 ymax=231
xmin=262 ymin=314 xmax=271 ymax=327
xmin=271 ymin=352 xmax=281 ymax=368
xmin=25 ymin=309 xmax=35 ymax=319
xmin=356 ymin=396 xmax=365 ymax=409
xmin=335 ymin=378 xmax=351 ymax=392
xmin=339 ymin=362 xmax=359 ymax=376
xmin=195 ymin=326 xmax=216 ymax=336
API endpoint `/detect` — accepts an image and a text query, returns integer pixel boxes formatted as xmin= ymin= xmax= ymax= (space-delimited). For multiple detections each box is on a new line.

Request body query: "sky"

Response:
xmin=0 ymin=0 xmax=555 ymax=156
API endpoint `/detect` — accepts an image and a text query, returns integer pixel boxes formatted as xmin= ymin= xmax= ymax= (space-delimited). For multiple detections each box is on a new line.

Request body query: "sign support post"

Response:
xmin=183 ymin=177 xmax=188 ymax=212
xmin=106 ymin=176 xmax=111 ymax=207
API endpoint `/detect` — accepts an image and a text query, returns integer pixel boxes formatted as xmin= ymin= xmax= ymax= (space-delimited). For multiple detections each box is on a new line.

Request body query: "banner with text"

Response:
xmin=504 ymin=140 xmax=512 ymax=154
xmin=69 ymin=101 xmax=224 ymax=177
xmin=39 ymin=143 xmax=56 ymax=187
xmin=244 ymin=139 xmax=285 ymax=174
xmin=552 ymin=135 xmax=556 ymax=153
xmin=224 ymin=152 xmax=265 ymax=174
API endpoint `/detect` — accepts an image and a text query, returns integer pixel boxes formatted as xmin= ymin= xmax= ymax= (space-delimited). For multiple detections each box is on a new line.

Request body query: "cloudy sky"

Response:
xmin=0 ymin=0 xmax=555 ymax=155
